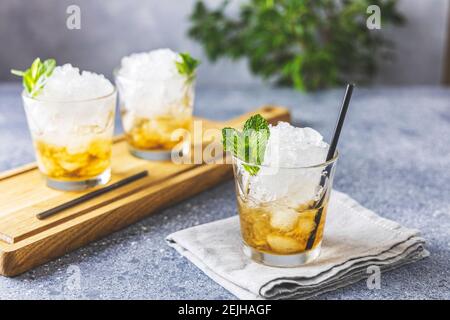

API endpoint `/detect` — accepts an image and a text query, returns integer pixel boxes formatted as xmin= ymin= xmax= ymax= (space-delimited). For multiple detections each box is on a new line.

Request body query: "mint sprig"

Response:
xmin=11 ymin=58 xmax=56 ymax=97
xmin=222 ymin=114 xmax=270 ymax=176
xmin=175 ymin=52 xmax=200 ymax=83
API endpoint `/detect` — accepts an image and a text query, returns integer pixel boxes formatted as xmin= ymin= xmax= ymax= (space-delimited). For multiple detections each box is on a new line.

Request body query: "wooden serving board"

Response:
xmin=0 ymin=106 xmax=290 ymax=276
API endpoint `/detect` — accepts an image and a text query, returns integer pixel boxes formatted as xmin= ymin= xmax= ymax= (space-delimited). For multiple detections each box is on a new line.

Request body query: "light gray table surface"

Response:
xmin=0 ymin=83 xmax=449 ymax=300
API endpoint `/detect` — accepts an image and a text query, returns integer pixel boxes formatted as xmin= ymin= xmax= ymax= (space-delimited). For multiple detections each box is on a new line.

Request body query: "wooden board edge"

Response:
xmin=224 ymin=105 xmax=291 ymax=127
xmin=0 ymin=162 xmax=37 ymax=181
xmin=0 ymin=164 xmax=233 ymax=276
xmin=4 ymin=165 xmax=198 ymax=244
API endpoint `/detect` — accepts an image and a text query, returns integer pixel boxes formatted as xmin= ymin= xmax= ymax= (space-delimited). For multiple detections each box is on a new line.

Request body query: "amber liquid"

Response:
xmin=238 ymin=197 xmax=327 ymax=255
xmin=124 ymin=114 xmax=192 ymax=151
xmin=35 ymin=139 xmax=112 ymax=180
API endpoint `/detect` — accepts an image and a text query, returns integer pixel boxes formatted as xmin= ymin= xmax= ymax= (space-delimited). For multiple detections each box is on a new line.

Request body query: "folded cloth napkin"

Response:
xmin=166 ymin=191 xmax=429 ymax=299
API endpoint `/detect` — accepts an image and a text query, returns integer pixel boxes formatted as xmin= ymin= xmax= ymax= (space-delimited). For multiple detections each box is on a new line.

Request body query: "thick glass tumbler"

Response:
xmin=22 ymin=90 xmax=116 ymax=190
xmin=232 ymin=154 xmax=338 ymax=267
xmin=115 ymin=74 xmax=194 ymax=160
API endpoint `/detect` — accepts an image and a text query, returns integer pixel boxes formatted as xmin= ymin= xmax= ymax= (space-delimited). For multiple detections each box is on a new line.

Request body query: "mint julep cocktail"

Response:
xmin=223 ymin=115 xmax=338 ymax=267
xmin=115 ymin=49 xmax=199 ymax=160
xmin=13 ymin=59 xmax=116 ymax=190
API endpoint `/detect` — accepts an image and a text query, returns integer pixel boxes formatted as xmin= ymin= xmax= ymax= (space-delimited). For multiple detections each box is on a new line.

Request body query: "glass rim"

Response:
xmin=113 ymin=68 xmax=196 ymax=84
xmin=232 ymin=150 xmax=339 ymax=170
xmin=21 ymin=86 xmax=117 ymax=103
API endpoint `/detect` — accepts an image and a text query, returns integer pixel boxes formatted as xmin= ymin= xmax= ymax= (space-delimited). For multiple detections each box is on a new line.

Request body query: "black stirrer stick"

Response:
xmin=305 ymin=83 xmax=354 ymax=250
xmin=37 ymin=170 xmax=149 ymax=220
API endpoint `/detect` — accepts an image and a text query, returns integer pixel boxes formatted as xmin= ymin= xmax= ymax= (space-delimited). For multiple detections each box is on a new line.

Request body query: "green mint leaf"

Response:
xmin=23 ymin=70 xmax=33 ymax=94
xmin=42 ymin=59 xmax=56 ymax=77
xmin=242 ymin=114 xmax=270 ymax=165
xmin=10 ymin=58 xmax=57 ymax=97
xmin=30 ymin=58 xmax=41 ymax=79
xmin=222 ymin=114 xmax=270 ymax=176
xmin=10 ymin=69 xmax=25 ymax=76
xmin=222 ymin=127 xmax=240 ymax=158
xmin=242 ymin=164 xmax=260 ymax=176
xmin=243 ymin=114 xmax=270 ymax=132
xmin=176 ymin=52 xmax=200 ymax=82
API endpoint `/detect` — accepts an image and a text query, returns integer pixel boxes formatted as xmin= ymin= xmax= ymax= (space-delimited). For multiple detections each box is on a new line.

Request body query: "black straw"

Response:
xmin=37 ymin=170 xmax=149 ymax=220
xmin=325 ymin=84 xmax=354 ymax=162
xmin=305 ymin=84 xmax=354 ymax=250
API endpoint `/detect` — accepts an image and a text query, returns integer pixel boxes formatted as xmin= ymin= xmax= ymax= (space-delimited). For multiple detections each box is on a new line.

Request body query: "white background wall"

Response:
xmin=0 ymin=0 xmax=448 ymax=86
xmin=374 ymin=0 xmax=449 ymax=85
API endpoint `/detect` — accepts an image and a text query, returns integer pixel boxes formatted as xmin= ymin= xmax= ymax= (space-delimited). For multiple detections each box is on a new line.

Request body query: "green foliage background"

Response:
xmin=188 ymin=0 xmax=404 ymax=91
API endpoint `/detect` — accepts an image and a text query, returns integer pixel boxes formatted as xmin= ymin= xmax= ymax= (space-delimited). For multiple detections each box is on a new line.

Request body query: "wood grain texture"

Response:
xmin=0 ymin=106 xmax=290 ymax=276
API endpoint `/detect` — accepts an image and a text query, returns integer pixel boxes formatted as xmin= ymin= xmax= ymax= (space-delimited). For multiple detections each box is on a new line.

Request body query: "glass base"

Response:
xmin=129 ymin=147 xmax=186 ymax=161
xmin=46 ymin=168 xmax=111 ymax=191
xmin=242 ymin=241 xmax=322 ymax=267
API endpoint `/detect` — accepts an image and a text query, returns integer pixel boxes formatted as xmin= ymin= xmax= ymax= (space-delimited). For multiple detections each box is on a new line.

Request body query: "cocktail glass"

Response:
xmin=232 ymin=153 xmax=338 ymax=267
xmin=22 ymin=90 xmax=116 ymax=190
xmin=115 ymin=74 xmax=194 ymax=160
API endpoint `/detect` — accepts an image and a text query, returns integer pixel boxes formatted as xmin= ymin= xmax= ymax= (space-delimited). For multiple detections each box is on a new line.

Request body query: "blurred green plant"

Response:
xmin=188 ymin=0 xmax=404 ymax=91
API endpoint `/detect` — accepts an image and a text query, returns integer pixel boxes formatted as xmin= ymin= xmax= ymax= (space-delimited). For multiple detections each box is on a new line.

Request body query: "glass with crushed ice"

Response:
xmin=115 ymin=49 xmax=196 ymax=160
xmin=232 ymin=121 xmax=338 ymax=267
xmin=22 ymin=64 xmax=116 ymax=190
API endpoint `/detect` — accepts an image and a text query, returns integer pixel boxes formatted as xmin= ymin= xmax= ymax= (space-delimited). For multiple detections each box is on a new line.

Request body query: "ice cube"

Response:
xmin=266 ymin=234 xmax=303 ymax=254
xmin=296 ymin=215 xmax=316 ymax=240
xmin=244 ymin=122 xmax=328 ymax=206
xmin=116 ymin=49 xmax=191 ymax=118
xmin=264 ymin=121 xmax=328 ymax=168
xmin=37 ymin=64 xmax=114 ymax=101
xmin=118 ymin=49 xmax=182 ymax=81
xmin=269 ymin=207 xmax=299 ymax=231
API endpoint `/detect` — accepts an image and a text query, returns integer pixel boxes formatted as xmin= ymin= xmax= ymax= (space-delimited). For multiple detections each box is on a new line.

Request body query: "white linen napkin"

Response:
xmin=166 ymin=191 xmax=429 ymax=299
